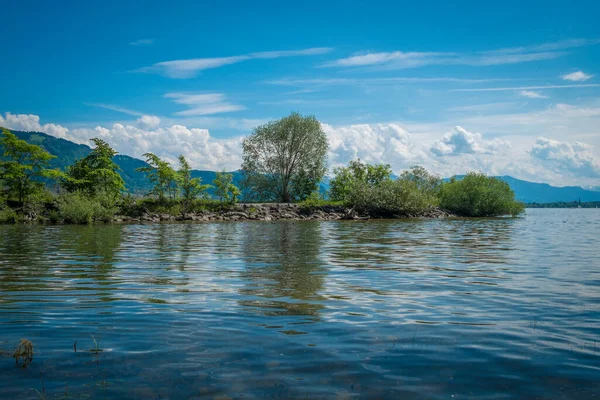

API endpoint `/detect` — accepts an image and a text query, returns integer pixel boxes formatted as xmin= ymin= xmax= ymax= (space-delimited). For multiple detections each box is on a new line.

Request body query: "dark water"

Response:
xmin=0 ymin=209 xmax=599 ymax=399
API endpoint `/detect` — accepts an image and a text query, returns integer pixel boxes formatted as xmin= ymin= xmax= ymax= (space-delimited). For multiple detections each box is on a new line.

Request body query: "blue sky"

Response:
xmin=1 ymin=0 xmax=600 ymax=186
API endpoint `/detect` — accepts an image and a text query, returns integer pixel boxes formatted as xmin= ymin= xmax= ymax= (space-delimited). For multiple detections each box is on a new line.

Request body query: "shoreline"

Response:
xmin=114 ymin=203 xmax=456 ymax=223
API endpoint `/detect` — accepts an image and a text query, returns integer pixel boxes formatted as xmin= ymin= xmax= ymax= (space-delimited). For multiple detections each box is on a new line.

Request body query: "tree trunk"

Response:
xmin=282 ymin=191 xmax=292 ymax=203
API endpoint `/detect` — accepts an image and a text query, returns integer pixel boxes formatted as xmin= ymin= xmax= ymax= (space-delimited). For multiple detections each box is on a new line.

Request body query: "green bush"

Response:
xmin=347 ymin=178 xmax=439 ymax=217
xmin=56 ymin=191 xmax=117 ymax=224
xmin=0 ymin=202 xmax=17 ymax=224
xmin=440 ymin=173 xmax=525 ymax=217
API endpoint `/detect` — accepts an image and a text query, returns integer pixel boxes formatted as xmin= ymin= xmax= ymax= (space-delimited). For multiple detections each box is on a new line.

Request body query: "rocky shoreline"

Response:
xmin=115 ymin=203 xmax=455 ymax=223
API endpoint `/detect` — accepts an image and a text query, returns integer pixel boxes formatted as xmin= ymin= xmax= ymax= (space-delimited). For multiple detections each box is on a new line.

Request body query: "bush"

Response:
xmin=440 ymin=173 xmax=525 ymax=217
xmin=347 ymin=178 xmax=439 ymax=217
xmin=0 ymin=201 xmax=17 ymax=224
xmin=56 ymin=191 xmax=117 ymax=224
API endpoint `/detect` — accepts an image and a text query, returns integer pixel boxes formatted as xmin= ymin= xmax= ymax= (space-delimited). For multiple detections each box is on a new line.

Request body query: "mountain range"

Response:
xmin=4 ymin=129 xmax=600 ymax=204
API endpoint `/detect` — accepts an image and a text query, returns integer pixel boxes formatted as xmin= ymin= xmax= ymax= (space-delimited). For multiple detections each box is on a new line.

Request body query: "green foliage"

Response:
xmin=56 ymin=191 xmax=117 ymax=224
xmin=63 ymin=138 xmax=125 ymax=200
xmin=440 ymin=172 xmax=525 ymax=217
xmin=347 ymin=178 xmax=439 ymax=217
xmin=0 ymin=200 xmax=17 ymax=223
xmin=136 ymin=153 xmax=178 ymax=202
xmin=213 ymin=171 xmax=240 ymax=203
xmin=241 ymin=112 xmax=328 ymax=202
xmin=0 ymin=128 xmax=63 ymax=208
xmin=177 ymin=155 xmax=212 ymax=209
xmin=329 ymin=159 xmax=392 ymax=201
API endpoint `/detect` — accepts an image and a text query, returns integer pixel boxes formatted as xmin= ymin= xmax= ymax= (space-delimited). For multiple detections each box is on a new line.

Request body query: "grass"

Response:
xmin=13 ymin=338 xmax=33 ymax=368
xmin=89 ymin=335 xmax=103 ymax=354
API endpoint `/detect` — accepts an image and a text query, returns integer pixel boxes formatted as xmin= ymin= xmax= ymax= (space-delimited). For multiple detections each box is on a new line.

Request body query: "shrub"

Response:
xmin=56 ymin=191 xmax=117 ymax=224
xmin=0 ymin=201 xmax=17 ymax=224
xmin=347 ymin=178 xmax=439 ymax=217
xmin=440 ymin=173 xmax=525 ymax=217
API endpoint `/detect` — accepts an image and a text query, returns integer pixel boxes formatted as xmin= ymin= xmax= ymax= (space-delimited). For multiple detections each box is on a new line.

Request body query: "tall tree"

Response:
xmin=177 ymin=155 xmax=212 ymax=208
xmin=63 ymin=138 xmax=125 ymax=199
xmin=241 ymin=112 xmax=328 ymax=203
xmin=0 ymin=128 xmax=62 ymax=208
xmin=136 ymin=153 xmax=178 ymax=202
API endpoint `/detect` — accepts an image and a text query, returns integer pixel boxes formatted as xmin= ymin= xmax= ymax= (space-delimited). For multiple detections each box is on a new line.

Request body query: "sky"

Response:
xmin=1 ymin=0 xmax=600 ymax=187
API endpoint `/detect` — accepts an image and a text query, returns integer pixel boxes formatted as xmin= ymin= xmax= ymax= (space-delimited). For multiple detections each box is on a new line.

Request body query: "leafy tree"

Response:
xmin=0 ymin=128 xmax=62 ymax=208
xmin=136 ymin=153 xmax=178 ymax=202
xmin=329 ymin=159 xmax=392 ymax=201
xmin=241 ymin=112 xmax=328 ymax=202
xmin=440 ymin=172 xmax=525 ymax=217
xmin=177 ymin=155 xmax=212 ymax=208
xmin=399 ymin=166 xmax=442 ymax=200
xmin=213 ymin=171 xmax=240 ymax=203
xmin=63 ymin=138 xmax=125 ymax=199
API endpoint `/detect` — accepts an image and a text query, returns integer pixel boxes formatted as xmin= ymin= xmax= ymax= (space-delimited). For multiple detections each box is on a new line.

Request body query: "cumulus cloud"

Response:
xmin=520 ymin=90 xmax=548 ymax=99
xmin=530 ymin=137 xmax=600 ymax=178
xmin=0 ymin=112 xmax=69 ymax=138
xmin=165 ymin=93 xmax=245 ymax=116
xmin=430 ymin=126 xmax=510 ymax=156
xmin=136 ymin=115 xmax=161 ymax=129
xmin=0 ymin=112 xmax=243 ymax=171
xmin=561 ymin=70 xmax=593 ymax=82
xmin=322 ymin=123 xmax=427 ymax=171
xmin=136 ymin=47 xmax=333 ymax=78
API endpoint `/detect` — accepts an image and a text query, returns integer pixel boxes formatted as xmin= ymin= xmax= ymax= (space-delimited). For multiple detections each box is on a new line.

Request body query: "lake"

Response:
xmin=0 ymin=209 xmax=599 ymax=399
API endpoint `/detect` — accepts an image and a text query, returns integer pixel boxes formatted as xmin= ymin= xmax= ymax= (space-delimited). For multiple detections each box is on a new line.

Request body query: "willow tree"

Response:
xmin=241 ymin=112 xmax=328 ymax=203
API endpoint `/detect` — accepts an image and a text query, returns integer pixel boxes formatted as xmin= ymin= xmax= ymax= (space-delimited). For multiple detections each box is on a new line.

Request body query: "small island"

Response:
xmin=0 ymin=113 xmax=524 ymax=224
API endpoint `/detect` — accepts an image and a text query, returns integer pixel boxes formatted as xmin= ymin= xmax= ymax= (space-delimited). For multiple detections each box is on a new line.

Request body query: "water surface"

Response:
xmin=1 ymin=209 xmax=599 ymax=399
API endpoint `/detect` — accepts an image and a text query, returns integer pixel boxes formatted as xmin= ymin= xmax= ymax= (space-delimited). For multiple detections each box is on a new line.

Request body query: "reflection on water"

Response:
xmin=0 ymin=209 xmax=599 ymax=399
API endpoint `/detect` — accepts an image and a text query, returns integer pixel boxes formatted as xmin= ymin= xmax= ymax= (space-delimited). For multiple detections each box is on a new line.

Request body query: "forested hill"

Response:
xmin=3 ymin=129 xmax=600 ymax=203
xmin=4 ymin=130 xmax=243 ymax=195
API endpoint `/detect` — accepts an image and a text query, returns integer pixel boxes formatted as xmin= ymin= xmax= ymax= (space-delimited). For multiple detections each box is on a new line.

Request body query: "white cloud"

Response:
xmin=323 ymin=39 xmax=600 ymax=70
xmin=530 ymin=137 xmax=600 ymax=178
xmin=0 ymin=112 xmax=69 ymax=138
xmin=136 ymin=47 xmax=333 ymax=78
xmin=561 ymin=70 xmax=593 ymax=82
xmin=520 ymin=90 xmax=548 ymax=99
xmin=85 ymin=103 xmax=144 ymax=116
xmin=129 ymin=38 xmax=155 ymax=46
xmin=165 ymin=93 xmax=245 ymax=116
xmin=136 ymin=115 xmax=161 ymax=129
xmin=430 ymin=126 xmax=510 ymax=156
xmin=451 ymin=84 xmax=600 ymax=92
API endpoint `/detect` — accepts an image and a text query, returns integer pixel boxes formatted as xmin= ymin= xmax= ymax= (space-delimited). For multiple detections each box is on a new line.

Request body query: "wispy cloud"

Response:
xmin=165 ymin=93 xmax=245 ymax=116
xmin=561 ymin=70 xmax=593 ymax=82
xmin=265 ymin=76 xmax=504 ymax=87
xmin=451 ymin=84 xmax=600 ymax=92
xmin=129 ymin=38 xmax=155 ymax=46
xmin=85 ymin=103 xmax=144 ymax=116
xmin=136 ymin=47 xmax=333 ymax=78
xmin=322 ymin=39 xmax=599 ymax=69
xmin=520 ymin=90 xmax=548 ymax=99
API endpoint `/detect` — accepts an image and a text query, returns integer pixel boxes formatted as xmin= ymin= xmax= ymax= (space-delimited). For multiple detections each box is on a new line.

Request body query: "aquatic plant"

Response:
xmin=89 ymin=335 xmax=103 ymax=354
xmin=13 ymin=338 xmax=33 ymax=368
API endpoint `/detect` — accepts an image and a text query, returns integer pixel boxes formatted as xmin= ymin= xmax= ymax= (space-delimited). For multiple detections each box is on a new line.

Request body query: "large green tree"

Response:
xmin=241 ymin=112 xmax=328 ymax=203
xmin=136 ymin=153 xmax=178 ymax=202
xmin=0 ymin=128 xmax=62 ymax=208
xmin=63 ymin=138 xmax=125 ymax=199
xmin=177 ymin=155 xmax=212 ymax=208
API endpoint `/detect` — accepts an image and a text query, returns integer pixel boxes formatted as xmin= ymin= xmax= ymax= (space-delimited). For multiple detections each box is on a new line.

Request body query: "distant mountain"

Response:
xmin=496 ymin=176 xmax=600 ymax=203
xmin=3 ymin=129 xmax=600 ymax=203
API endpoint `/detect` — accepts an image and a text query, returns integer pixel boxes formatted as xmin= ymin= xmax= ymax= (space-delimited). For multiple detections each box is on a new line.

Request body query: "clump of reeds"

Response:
xmin=13 ymin=338 xmax=33 ymax=368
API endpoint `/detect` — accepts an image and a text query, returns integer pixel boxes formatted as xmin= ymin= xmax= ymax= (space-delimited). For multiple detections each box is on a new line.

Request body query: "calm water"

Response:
xmin=0 ymin=209 xmax=599 ymax=399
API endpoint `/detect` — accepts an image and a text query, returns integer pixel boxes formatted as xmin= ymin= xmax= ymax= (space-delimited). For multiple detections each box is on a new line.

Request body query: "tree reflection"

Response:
xmin=238 ymin=222 xmax=326 ymax=318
